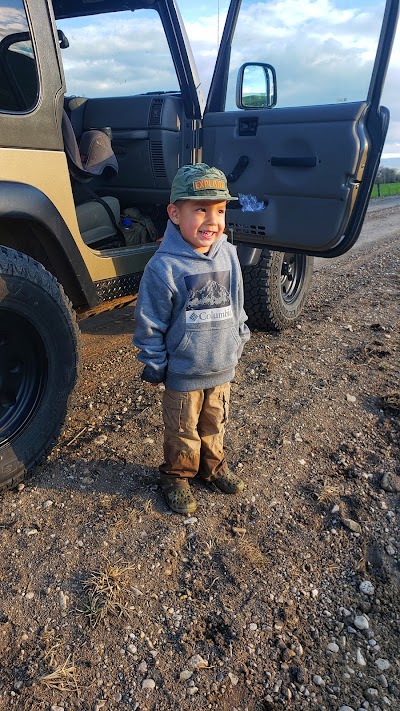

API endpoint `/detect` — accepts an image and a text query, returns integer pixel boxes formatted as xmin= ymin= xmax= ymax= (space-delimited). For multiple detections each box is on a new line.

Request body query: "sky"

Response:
xmin=52 ymin=0 xmax=400 ymax=167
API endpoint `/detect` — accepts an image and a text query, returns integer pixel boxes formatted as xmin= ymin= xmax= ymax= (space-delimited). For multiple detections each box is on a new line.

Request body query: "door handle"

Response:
xmin=227 ymin=155 xmax=249 ymax=183
xmin=238 ymin=117 xmax=258 ymax=136
xmin=270 ymin=156 xmax=318 ymax=167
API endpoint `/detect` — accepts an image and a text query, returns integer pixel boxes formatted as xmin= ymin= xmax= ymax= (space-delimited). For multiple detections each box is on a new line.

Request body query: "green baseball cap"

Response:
xmin=170 ymin=163 xmax=238 ymax=203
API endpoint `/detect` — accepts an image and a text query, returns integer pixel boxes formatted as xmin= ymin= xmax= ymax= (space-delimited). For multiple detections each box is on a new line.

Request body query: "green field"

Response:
xmin=371 ymin=181 xmax=400 ymax=198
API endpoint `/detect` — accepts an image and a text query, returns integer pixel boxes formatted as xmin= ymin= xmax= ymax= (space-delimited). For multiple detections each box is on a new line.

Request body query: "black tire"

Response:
xmin=0 ymin=246 xmax=81 ymax=491
xmin=243 ymin=249 xmax=314 ymax=331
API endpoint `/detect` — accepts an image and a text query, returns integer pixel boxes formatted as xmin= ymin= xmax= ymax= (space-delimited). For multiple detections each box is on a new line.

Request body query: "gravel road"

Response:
xmin=0 ymin=198 xmax=399 ymax=711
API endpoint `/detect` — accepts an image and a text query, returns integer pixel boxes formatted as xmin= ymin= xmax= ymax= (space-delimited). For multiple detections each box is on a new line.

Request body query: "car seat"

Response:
xmin=61 ymin=109 xmax=123 ymax=248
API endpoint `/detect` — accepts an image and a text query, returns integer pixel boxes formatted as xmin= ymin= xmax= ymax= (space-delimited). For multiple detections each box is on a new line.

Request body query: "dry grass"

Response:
xmin=79 ymin=561 xmax=135 ymax=627
xmin=317 ymin=480 xmax=341 ymax=505
xmin=39 ymin=647 xmax=77 ymax=692
xmin=381 ymin=391 xmax=400 ymax=412
xmin=238 ymin=539 xmax=266 ymax=569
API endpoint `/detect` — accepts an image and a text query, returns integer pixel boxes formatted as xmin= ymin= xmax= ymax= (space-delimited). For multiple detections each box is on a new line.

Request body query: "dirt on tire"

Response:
xmin=0 ymin=200 xmax=399 ymax=711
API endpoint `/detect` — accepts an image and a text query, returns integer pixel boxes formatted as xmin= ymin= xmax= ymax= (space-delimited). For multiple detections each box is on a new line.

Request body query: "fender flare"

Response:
xmin=0 ymin=180 xmax=98 ymax=306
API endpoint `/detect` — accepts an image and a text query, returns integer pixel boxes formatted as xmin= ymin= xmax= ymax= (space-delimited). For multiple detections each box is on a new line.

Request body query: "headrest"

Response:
xmin=62 ymin=110 xmax=118 ymax=182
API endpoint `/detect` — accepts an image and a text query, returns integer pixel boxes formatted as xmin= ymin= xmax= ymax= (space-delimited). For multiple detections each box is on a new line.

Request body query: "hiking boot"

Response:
xmin=205 ymin=469 xmax=245 ymax=494
xmin=160 ymin=476 xmax=197 ymax=515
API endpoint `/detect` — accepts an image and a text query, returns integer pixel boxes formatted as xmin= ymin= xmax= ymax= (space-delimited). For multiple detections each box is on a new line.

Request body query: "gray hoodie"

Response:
xmin=133 ymin=220 xmax=250 ymax=391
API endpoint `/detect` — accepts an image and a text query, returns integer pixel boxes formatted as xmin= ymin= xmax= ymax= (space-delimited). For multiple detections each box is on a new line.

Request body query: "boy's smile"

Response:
xmin=167 ymin=199 xmax=227 ymax=253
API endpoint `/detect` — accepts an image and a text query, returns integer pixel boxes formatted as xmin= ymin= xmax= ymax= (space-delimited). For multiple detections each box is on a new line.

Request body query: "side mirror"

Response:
xmin=57 ymin=29 xmax=69 ymax=49
xmin=236 ymin=62 xmax=277 ymax=110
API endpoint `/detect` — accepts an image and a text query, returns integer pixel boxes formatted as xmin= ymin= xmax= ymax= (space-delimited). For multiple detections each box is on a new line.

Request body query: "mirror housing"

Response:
xmin=236 ymin=62 xmax=277 ymax=110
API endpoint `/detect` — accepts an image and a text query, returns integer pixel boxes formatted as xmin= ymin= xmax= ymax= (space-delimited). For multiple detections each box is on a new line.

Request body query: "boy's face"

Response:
xmin=167 ymin=199 xmax=227 ymax=253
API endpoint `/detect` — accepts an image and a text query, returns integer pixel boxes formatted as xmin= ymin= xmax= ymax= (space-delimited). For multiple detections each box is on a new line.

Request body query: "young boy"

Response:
xmin=133 ymin=164 xmax=250 ymax=514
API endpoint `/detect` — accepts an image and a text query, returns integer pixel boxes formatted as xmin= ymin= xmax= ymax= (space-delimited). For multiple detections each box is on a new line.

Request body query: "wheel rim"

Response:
xmin=280 ymin=253 xmax=307 ymax=304
xmin=0 ymin=311 xmax=47 ymax=443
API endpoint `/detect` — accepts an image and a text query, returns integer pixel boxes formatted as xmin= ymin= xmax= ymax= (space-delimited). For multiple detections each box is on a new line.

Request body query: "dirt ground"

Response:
xmin=0 ymin=199 xmax=399 ymax=711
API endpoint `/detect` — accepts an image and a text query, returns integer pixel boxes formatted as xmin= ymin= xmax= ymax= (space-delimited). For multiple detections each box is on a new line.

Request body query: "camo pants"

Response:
xmin=159 ymin=383 xmax=230 ymax=480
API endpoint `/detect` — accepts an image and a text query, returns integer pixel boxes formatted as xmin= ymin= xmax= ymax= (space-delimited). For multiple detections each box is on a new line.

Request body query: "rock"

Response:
xmin=179 ymin=670 xmax=193 ymax=681
xmin=228 ymin=672 xmax=239 ymax=686
xmin=24 ymin=528 xmax=38 ymax=536
xmin=93 ymin=434 xmax=107 ymax=446
xmin=183 ymin=517 xmax=198 ymax=525
xmin=327 ymin=642 xmax=339 ymax=653
xmin=43 ymin=500 xmax=53 ymax=509
xmin=346 ymin=394 xmax=357 ymax=403
xmin=363 ymin=688 xmax=379 ymax=703
xmin=354 ymin=615 xmax=369 ymax=630
xmin=343 ymin=518 xmax=361 ymax=533
xmin=25 ymin=591 xmax=34 ymax=600
xmin=58 ymin=590 xmax=68 ymax=616
xmin=127 ymin=644 xmax=137 ymax=655
xmin=338 ymin=707 xmax=355 ymax=711
xmin=141 ymin=678 xmax=155 ymax=691
xmin=187 ymin=686 xmax=198 ymax=696
xmin=356 ymin=648 xmax=367 ymax=666
xmin=375 ymin=658 xmax=390 ymax=671
xmin=380 ymin=472 xmax=400 ymax=493
xmin=313 ymin=675 xmax=324 ymax=686
xmin=138 ymin=661 xmax=147 ymax=674
xmin=248 ymin=623 xmax=257 ymax=631
xmin=385 ymin=544 xmax=396 ymax=556
xmin=188 ymin=654 xmax=208 ymax=670
xmin=359 ymin=581 xmax=375 ymax=596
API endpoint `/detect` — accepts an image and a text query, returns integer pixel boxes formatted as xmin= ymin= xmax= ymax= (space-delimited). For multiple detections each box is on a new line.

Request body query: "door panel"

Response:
xmin=203 ymin=102 xmax=368 ymax=252
xmin=72 ymin=94 xmax=186 ymax=206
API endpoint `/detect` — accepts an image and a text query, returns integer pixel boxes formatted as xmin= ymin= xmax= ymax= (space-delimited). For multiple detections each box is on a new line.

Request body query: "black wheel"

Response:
xmin=243 ymin=249 xmax=314 ymax=331
xmin=0 ymin=246 xmax=80 ymax=491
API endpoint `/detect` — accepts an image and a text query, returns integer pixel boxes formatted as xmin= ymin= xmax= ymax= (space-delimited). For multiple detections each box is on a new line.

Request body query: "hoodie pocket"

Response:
xmin=169 ymin=323 xmax=240 ymax=376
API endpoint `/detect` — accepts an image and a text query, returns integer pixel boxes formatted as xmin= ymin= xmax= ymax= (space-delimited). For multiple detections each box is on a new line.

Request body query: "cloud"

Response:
xmin=57 ymin=1 xmax=400 ymax=157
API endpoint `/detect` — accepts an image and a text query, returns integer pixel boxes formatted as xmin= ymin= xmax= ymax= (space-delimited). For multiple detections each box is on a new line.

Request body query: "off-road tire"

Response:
xmin=0 ymin=246 xmax=81 ymax=491
xmin=243 ymin=249 xmax=314 ymax=331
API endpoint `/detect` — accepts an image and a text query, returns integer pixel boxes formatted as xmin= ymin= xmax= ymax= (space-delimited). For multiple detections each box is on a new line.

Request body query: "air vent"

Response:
xmin=150 ymin=141 xmax=167 ymax=178
xmin=227 ymin=221 xmax=267 ymax=237
xmin=149 ymin=98 xmax=164 ymax=126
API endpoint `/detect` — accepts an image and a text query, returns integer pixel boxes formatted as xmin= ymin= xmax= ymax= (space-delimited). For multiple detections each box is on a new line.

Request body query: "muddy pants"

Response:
xmin=159 ymin=383 xmax=230 ymax=481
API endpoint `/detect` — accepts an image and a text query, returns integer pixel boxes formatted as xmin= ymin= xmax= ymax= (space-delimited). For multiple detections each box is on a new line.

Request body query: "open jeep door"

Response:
xmin=202 ymin=0 xmax=399 ymax=257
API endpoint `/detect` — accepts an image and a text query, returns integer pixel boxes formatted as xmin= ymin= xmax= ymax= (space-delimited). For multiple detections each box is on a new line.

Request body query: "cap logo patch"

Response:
xmin=193 ymin=179 xmax=226 ymax=191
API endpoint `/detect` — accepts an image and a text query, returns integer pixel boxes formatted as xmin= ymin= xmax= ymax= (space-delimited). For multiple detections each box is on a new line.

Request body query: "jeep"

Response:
xmin=0 ymin=0 xmax=398 ymax=491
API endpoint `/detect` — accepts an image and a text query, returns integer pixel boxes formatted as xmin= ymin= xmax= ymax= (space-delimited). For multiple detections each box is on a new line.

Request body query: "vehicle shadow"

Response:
xmin=78 ymin=303 xmax=136 ymax=337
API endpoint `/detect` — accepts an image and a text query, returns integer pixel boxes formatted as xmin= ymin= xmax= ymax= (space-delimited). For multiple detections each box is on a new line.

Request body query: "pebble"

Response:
xmin=375 ymin=658 xmax=390 ymax=671
xmin=141 ymin=678 xmax=155 ymax=691
xmin=179 ymin=670 xmax=193 ymax=681
xmin=127 ymin=644 xmax=137 ymax=655
xmin=356 ymin=648 xmax=367 ymax=666
xmin=93 ymin=434 xmax=107 ymax=446
xmin=363 ymin=688 xmax=379 ymax=703
xmin=359 ymin=581 xmax=375 ymax=596
xmin=343 ymin=518 xmax=361 ymax=533
xmin=228 ymin=672 xmax=239 ymax=686
xmin=354 ymin=615 xmax=369 ymax=630
xmin=43 ymin=500 xmax=53 ymax=509
xmin=248 ymin=623 xmax=257 ymax=631
xmin=138 ymin=661 xmax=147 ymax=674
xmin=313 ymin=675 xmax=324 ymax=686
xmin=338 ymin=707 xmax=355 ymax=711
xmin=24 ymin=528 xmax=38 ymax=536
xmin=346 ymin=394 xmax=357 ymax=403
xmin=385 ymin=544 xmax=396 ymax=556
xmin=183 ymin=517 xmax=198 ymax=525
xmin=327 ymin=642 xmax=339 ymax=653
xmin=58 ymin=591 xmax=68 ymax=616
xmin=187 ymin=686 xmax=198 ymax=696
xmin=24 ymin=591 xmax=34 ymax=600
xmin=188 ymin=654 xmax=208 ymax=669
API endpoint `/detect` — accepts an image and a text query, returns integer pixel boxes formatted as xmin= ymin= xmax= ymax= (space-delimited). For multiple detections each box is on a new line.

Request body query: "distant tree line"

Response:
xmin=376 ymin=166 xmax=400 ymax=183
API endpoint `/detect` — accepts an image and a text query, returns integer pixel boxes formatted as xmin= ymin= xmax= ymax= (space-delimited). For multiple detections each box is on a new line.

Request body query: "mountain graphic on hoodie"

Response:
xmin=187 ymin=279 xmax=231 ymax=310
